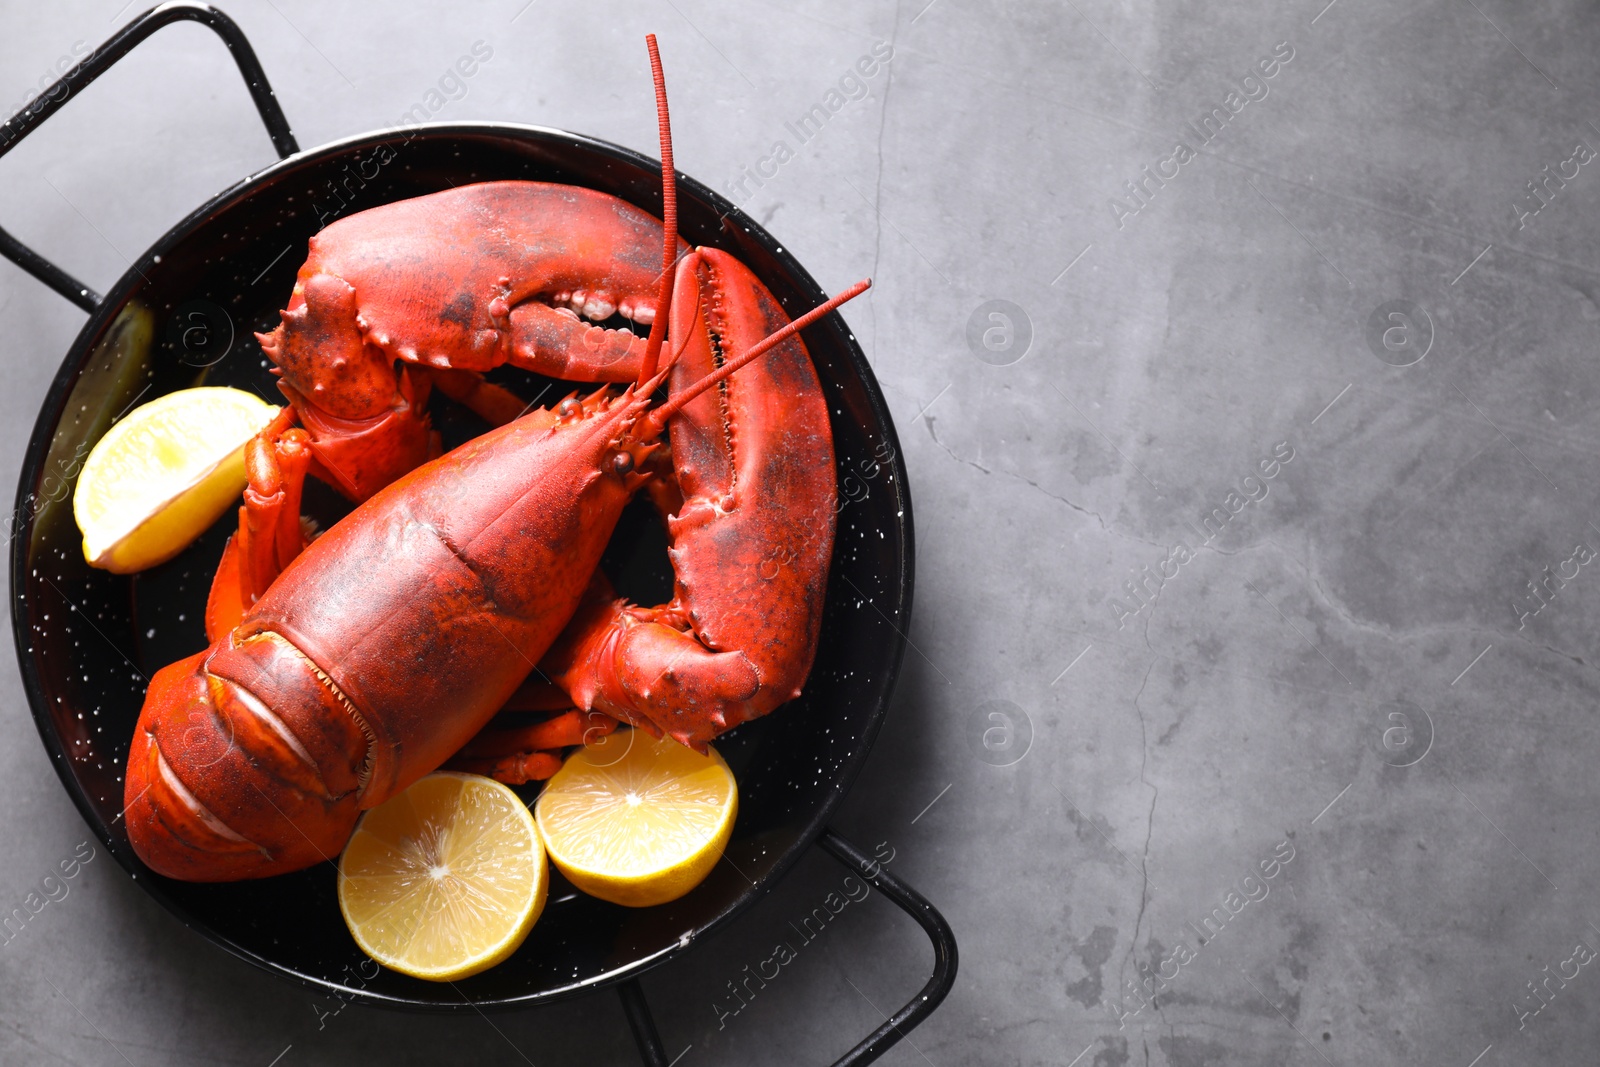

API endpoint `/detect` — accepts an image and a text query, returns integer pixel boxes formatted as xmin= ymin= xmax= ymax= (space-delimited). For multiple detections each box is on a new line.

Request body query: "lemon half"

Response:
xmin=338 ymin=773 xmax=548 ymax=981
xmin=73 ymin=386 xmax=278 ymax=572
xmin=535 ymin=730 xmax=737 ymax=908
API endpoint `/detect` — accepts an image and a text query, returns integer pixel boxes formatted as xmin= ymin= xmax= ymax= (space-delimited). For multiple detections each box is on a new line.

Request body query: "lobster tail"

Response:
xmin=124 ymin=633 xmax=370 ymax=882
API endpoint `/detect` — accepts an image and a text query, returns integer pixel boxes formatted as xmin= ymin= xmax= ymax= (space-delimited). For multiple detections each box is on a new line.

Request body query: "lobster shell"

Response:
xmin=125 ymin=388 xmax=655 ymax=880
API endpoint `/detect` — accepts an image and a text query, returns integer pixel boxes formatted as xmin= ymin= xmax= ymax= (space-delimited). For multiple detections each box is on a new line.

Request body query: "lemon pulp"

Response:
xmin=338 ymin=772 xmax=547 ymax=981
xmin=535 ymin=730 xmax=737 ymax=908
xmin=73 ymin=386 xmax=278 ymax=572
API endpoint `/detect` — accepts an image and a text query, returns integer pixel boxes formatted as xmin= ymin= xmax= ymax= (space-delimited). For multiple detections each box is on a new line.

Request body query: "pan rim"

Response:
xmin=10 ymin=120 xmax=914 ymax=1011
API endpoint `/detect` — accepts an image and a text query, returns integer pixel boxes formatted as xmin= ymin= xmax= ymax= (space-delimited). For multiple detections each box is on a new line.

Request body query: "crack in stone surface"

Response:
xmin=924 ymin=416 xmax=1167 ymax=547
xmin=1281 ymin=540 xmax=1598 ymax=679
xmin=1120 ymin=661 xmax=1160 ymax=1022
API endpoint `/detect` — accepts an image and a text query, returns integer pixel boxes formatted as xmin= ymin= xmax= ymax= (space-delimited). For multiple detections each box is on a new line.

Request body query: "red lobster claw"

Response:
xmin=544 ymin=249 xmax=837 ymax=750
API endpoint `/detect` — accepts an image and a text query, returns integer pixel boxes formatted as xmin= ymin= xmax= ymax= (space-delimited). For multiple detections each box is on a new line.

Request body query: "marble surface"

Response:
xmin=4 ymin=1 xmax=1600 ymax=1064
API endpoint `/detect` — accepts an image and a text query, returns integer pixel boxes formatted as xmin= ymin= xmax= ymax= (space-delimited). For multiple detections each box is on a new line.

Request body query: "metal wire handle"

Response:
xmin=617 ymin=827 xmax=960 ymax=1067
xmin=0 ymin=2 xmax=298 ymax=312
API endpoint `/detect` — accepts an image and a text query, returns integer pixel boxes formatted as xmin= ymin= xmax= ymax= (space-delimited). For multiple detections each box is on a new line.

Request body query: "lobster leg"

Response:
xmin=444 ymin=708 xmax=618 ymax=784
xmin=445 ymin=673 xmax=619 ymax=785
xmin=451 ymin=751 xmax=564 ymax=785
xmin=543 ymin=249 xmax=837 ymax=749
xmin=498 ymin=673 xmax=585 ymax=714
xmin=427 ymin=366 xmax=538 ymax=427
xmin=204 ymin=421 xmax=314 ymax=643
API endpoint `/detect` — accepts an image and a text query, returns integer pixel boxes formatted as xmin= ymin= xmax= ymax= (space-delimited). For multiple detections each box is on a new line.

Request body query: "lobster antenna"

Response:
xmin=638 ymin=33 xmax=678 ymax=387
xmin=643 ymin=278 xmax=871 ymax=437
xmin=634 ymin=277 xmax=703 ymax=398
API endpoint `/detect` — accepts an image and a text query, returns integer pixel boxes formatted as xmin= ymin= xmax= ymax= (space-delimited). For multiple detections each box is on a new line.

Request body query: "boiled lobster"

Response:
xmin=123 ymin=38 xmax=867 ymax=881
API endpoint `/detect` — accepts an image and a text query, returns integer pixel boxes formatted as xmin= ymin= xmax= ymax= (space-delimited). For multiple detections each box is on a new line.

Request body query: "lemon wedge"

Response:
xmin=73 ymin=386 xmax=278 ymax=573
xmin=535 ymin=730 xmax=737 ymax=908
xmin=338 ymin=772 xmax=547 ymax=981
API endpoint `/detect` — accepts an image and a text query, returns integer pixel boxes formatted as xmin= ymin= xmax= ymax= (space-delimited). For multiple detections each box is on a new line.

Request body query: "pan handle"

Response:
xmin=617 ymin=827 xmax=959 ymax=1067
xmin=0 ymin=2 xmax=298 ymax=312
xmin=815 ymin=828 xmax=959 ymax=1066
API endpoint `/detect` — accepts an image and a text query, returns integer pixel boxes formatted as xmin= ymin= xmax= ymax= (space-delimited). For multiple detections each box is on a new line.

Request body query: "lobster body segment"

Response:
xmin=241 ymin=393 xmax=647 ymax=801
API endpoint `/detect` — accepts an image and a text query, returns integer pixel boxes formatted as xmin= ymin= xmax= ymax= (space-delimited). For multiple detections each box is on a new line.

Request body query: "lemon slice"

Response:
xmin=73 ymin=386 xmax=279 ymax=573
xmin=535 ymin=730 xmax=738 ymax=908
xmin=338 ymin=772 xmax=547 ymax=981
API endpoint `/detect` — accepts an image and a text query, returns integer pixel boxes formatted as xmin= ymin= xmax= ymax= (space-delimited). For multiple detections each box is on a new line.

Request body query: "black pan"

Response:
xmin=5 ymin=5 xmax=912 ymax=1012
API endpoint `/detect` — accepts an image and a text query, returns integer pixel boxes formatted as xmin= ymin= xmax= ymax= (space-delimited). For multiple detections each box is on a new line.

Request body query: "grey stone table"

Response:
xmin=3 ymin=0 xmax=1599 ymax=1064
